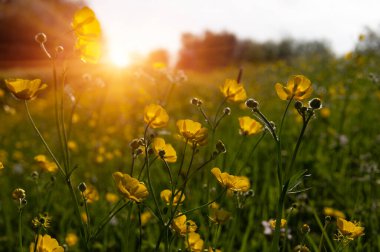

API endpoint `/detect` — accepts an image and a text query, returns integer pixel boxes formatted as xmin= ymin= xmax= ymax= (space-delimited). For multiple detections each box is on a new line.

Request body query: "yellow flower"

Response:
xmin=83 ymin=184 xmax=99 ymax=203
xmin=211 ymin=167 xmax=250 ymax=192
xmin=144 ymin=104 xmax=169 ymax=128
xmin=220 ymin=79 xmax=247 ymax=102
xmin=75 ymin=37 xmax=101 ymax=64
xmin=0 ymin=89 xmax=4 ymax=98
xmin=209 ymin=206 xmax=231 ymax=225
xmin=67 ymin=140 xmax=78 ymax=152
xmin=171 ymin=214 xmax=197 ymax=236
xmin=275 ymin=75 xmax=312 ymax=101
xmin=337 ymin=218 xmax=364 ymax=239
xmin=152 ymin=137 xmax=177 ymax=163
xmin=5 ymin=79 xmax=47 ymax=100
xmin=269 ymin=219 xmax=287 ymax=230
xmin=112 ymin=172 xmax=149 ymax=203
xmin=208 ymin=247 xmax=222 ymax=252
xmin=29 ymin=234 xmax=64 ymax=252
xmin=105 ymin=192 xmax=119 ymax=204
xmin=323 ymin=207 xmax=346 ymax=219
xmin=81 ymin=212 xmax=88 ymax=223
xmin=0 ymin=161 xmax=4 ymax=170
xmin=176 ymin=119 xmax=208 ymax=146
xmin=34 ymin=155 xmax=58 ymax=173
xmin=185 ymin=232 xmax=204 ymax=252
xmin=140 ymin=211 xmax=153 ymax=226
xmin=160 ymin=189 xmax=185 ymax=205
xmin=238 ymin=116 xmax=263 ymax=136
xmin=320 ymin=107 xmax=331 ymax=118
xmin=72 ymin=7 xmax=102 ymax=63
xmin=65 ymin=232 xmax=78 ymax=247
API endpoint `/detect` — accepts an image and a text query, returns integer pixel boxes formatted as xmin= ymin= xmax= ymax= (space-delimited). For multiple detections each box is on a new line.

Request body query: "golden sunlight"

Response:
xmin=108 ymin=42 xmax=131 ymax=67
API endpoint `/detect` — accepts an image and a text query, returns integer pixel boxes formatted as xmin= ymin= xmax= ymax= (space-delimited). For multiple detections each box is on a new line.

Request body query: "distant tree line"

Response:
xmin=175 ymin=30 xmax=333 ymax=71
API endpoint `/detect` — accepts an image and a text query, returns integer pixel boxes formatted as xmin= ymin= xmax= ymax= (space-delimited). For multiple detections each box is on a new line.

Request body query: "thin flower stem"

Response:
xmin=24 ymin=101 xmax=65 ymax=177
xmin=81 ymin=192 xmax=91 ymax=242
xmin=162 ymin=159 xmax=174 ymax=192
xmin=59 ymin=66 xmax=71 ymax=172
xmin=278 ymin=97 xmax=294 ymax=138
xmin=18 ymin=207 xmax=23 ymax=252
xmin=143 ymin=123 xmax=164 ymax=224
xmin=138 ymin=205 xmax=142 ymax=252
xmin=213 ymin=97 xmax=227 ymax=129
xmin=174 ymin=139 xmax=188 ymax=189
xmin=52 ymin=59 xmax=68 ymax=174
xmin=198 ymin=105 xmax=212 ymax=128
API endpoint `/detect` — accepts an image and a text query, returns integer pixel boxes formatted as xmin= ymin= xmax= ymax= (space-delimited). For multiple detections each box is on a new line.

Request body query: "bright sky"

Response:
xmin=88 ymin=0 xmax=380 ymax=66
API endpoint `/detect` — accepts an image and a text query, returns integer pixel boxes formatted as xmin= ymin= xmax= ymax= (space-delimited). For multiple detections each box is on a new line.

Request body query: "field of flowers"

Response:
xmin=1 ymin=6 xmax=380 ymax=252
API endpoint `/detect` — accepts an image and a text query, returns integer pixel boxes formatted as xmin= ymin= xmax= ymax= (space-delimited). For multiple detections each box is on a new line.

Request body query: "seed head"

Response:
xmin=35 ymin=33 xmax=47 ymax=44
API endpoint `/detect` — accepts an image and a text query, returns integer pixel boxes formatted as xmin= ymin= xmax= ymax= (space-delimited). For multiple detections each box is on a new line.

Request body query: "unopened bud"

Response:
xmin=309 ymin=98 xmax=322 ymax=110
xmin=78 ymin=182 xmax=87 ymax=193
xmin=158 ymin=149 xmax=166 ymax=158
xmin=55 ymin=46 xmax=64 ymax=54
xmin=294 ymin=101 xmax=303 ymax=110
xmin=216 ymin=140 xmax=226 ymax=154
xmin=129 ymin=139 xmax=141 ymax=150
xmin=135 ymin=148 xmax=143 ymax=156
xmin=12 ymin=188 xmax=26 ymax=200
xmin=35 ymin=33 xmax=47 ymax=44
xmin=148 ymin=148 xmax=154 ymax=155
xmin=191 ymin=98 xmax=202 ymax=106
xmin=223 ymin=107 xmax=231 ymax=115
xmin=301 ymin=224 xmax=310 ymax=233
xmin=245 ymin=98 xmax=258 ymax=109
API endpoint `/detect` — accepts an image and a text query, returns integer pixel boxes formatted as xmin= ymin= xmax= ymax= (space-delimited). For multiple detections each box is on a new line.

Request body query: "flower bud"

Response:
xmin=294 ymin=100 xmax=303 ymax=110
xmin=12 ymin=188 xmax=26 ymax=200
xmin=245 ymin=98 xmax=258 ymax=109
xmin=158 ymin=149 xmax=166 ymax=159
xmin=78 ymin=182 xmax=87 ymax=193
xmin=35 ymin=33 xmax=47 ymax=44
xmin=309 ymin=98 xmax=322 ymax=110
xmin=55 ymin=46 xmax=64 ymax=54
xmin=129 ymin=139 xmax=141 ymax=150
xmin=191 ymin=98 xmax=202 ymax=106
xmin=223 ymin=107 xmax=231 ymax=116
xmin=216 ymin=140 xmax=227 ymax=154
xmin=301 ymin=223 xmax=310 ymax=233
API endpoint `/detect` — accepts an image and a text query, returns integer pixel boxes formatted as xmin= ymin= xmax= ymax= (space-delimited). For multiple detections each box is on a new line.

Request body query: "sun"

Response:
xmin=108 ymin=44 xmax=131 ymax=68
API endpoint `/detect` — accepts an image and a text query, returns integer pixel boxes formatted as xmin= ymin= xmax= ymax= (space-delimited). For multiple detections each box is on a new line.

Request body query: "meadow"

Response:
xmin=0 ymin=6 xmax=380 ymax=252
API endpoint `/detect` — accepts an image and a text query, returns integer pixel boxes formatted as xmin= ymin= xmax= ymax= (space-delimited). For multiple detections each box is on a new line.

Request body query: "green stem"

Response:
xmin=18 ymin=207 xmax=23 ymax=252
xmin=24 ymin=101 xmax=65 ymax=176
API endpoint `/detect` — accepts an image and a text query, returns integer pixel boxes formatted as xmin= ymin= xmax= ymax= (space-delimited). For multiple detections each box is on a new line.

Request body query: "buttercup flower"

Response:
xmin=160 ymin=189 xmax=185 ymax=205
xmin=170 ymin=213 xmax=197 ymax=236
xmin=144 ymin=104 xmax=169 ymax=128
xmin=337 ymin=218 xmax=364 ymax=239
xmin=5 ymin=79 xmax=47 ymax=100
xmin=112 ymin=172 xmax=149 ymax=203
xmin=34 ymin=155 xmax=58 ymax=173
xmin=220 ymin=79 xmax=247 ymax=102
xmin=152 ymin=137 xmax=177 ymax=163
xmin=140 ymin=211 xmax=153 ymax=226
xmin=83 ymin=184 xmax=99 ymax=203
xmin=238 ymin=116 xmax=263 ymax=136
xmin=211 ymin=167 xmax=250 ymax=192
xmin=176 ymin=119 xmax=208 ymax=145
xmin=275 ymin=75 xmax=312 ymax=101
xmin=105 ymin=192 xmax=119 ymax=204
xmin=269 ymin=219 xmax=287 ymax=230
xmin=323 ymin=207 xmax=346 ymax=219
xmin=72 ymin=7 xmax=102 ymax=63
xmin=29 ymin=234 xmax=64 ymax=252
xmin=185 ymin=232 xmax=204 ymax=252
xmin=65 ymin=232 xmax=78 ymax=247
